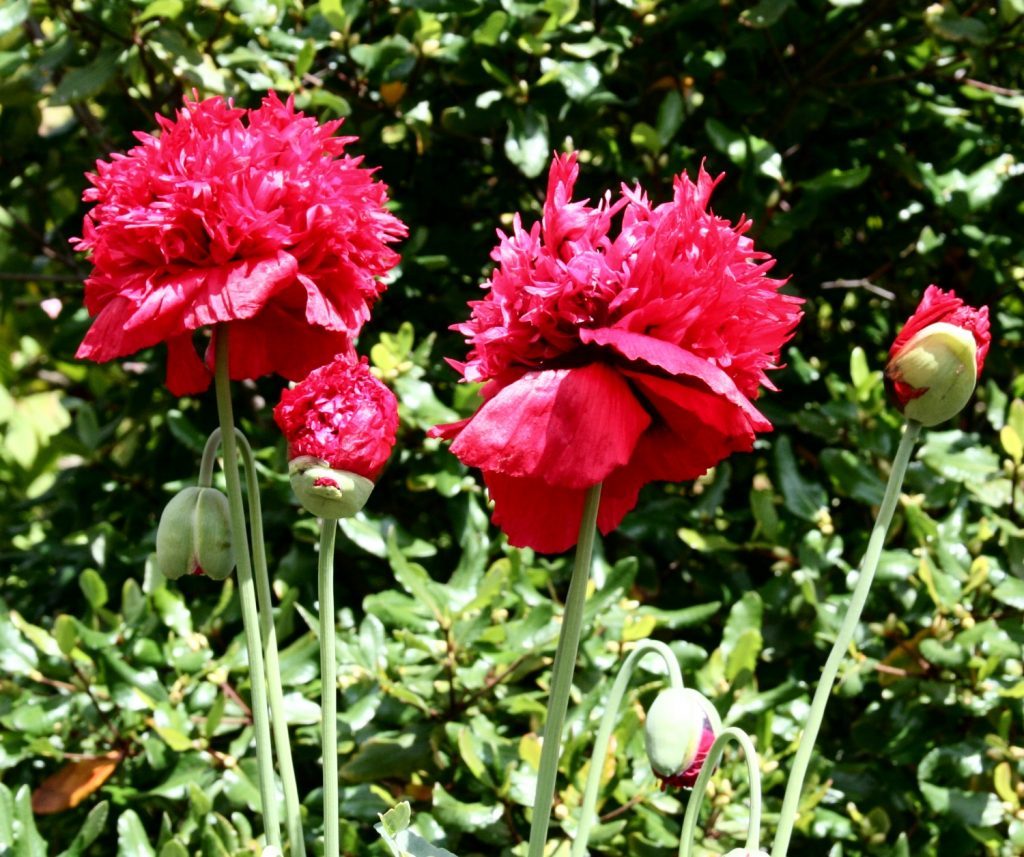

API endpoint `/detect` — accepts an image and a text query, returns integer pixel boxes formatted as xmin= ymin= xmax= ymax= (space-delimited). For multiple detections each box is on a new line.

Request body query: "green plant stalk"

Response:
xmin=318 ymin=519 xmax=339 ymax=857
xmin=213 ymin=329 xmax=282 ymax=850
xmin=527 ymin=483 xmax=603 ymax=857
xmin=235 ymin=432 xmax=307 ymax=857
xmin=678 ymin=727 xmax=762 ymax=857
xmin=570 ymin=640 xmax=683 ymax=857
xmin=771 ymin=419 xmax=922 ymax=857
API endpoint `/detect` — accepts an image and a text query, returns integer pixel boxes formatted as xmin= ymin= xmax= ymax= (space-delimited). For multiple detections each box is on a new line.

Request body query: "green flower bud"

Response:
xmin=886 ymin=321 xmax=979 ymax=427
xmin=288 ymin=455 xmax=375 ymax=520
xmin=644 ymin=686 xmax=718 ymax=788
xmin=723 ymin=850 xmax=770 ymax=857
xmin=156 ymin=487 xmax=235 ymax=580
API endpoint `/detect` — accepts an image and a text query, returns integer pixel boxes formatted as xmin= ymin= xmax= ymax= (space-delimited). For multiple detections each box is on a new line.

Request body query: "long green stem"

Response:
xmin=678 ymin=727 xmax=762 ymax=857
xmin=527 ymin=483 xmax=603 ymax=857
xmin=771 ymin=419 xmax=921 ymax=857
xmin=213 ymin=330 xmax=282 ymax=850
xmin=235 ymin=432 xmax=307 ymax=857
xmin=571 ymin=640 xmax=683 ymax=857
xmin=202 ymin=430 xmax=305 ymax=853
xmin=318 ymin=519 xmax=339 ymax=857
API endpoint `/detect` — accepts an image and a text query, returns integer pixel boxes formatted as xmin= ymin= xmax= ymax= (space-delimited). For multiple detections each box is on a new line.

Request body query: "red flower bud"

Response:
xmin=644 ymin=687 xmax=719 ymax=789
xmin=274 ymin=355 xmax=398 ymax=518
xmin=886 ymin=286 xmax=990 ymax=426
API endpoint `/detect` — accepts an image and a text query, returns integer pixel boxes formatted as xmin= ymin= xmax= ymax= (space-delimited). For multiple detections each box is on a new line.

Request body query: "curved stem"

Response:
xmin=235 ymin=432 xmax=307 ymax=857
xmin=318 ymin=519 xmax=339 ymax=857
xmin=527 ymin=483 xmax=603 ymax=857
xmin=571 ymin=640 xmax=683 ymax=857
xmin=678 ymin=727 xmax=762 ymax=857
xmin=771 ymin=419 xmax=921 ymax=857
xmin=213 ymin=329 xmax=282 ymax=849
xmin=199 ymin=429 xmax=220 ymax=488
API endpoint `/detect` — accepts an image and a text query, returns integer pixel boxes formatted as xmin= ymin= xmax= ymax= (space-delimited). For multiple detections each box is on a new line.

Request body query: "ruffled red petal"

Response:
xmin=449 ymin=364 xmax=651 ymax=490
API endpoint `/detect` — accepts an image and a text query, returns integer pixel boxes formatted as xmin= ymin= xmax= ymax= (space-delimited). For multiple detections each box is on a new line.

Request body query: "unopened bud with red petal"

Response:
xmin=156 ymin=487 xmax=235 ymax=580
xmin=274 ymin=355 xmax=398 ymax=518
xmin=885 ymin=286 xmax=990 ymax=427
xmin=288 ymin=455 xmax=375 ymax=520
xmin=644 ymin=687 xmax=719 ymax=789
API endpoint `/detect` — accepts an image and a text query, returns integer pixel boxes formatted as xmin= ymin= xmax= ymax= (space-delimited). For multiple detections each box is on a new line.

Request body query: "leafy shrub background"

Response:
xmin=1 ymin=0 xmax=1023 ymax=855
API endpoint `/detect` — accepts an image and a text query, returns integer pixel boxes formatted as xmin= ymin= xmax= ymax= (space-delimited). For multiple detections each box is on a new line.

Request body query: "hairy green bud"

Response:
xmin=156 ymin=487 xmax=235 ymax=580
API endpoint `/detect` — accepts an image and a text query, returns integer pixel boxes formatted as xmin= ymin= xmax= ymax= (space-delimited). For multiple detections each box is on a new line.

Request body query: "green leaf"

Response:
xmin=52 ymin=50 xmax=120 ymax=105
xmin=721 ymin=591 xmax=763 ymax=683
xmin=139 ymin=0 xmax=184 ymax=22
xmin=56 ymin=801 xmax=109 ymax=857
xmin=340 ymin=726 xmax=434 ymax=783
xmin=13 ymin=785 xmax=47 ymax=857
xmin=431 ymin=782 xmax=503 ymax=833
xmin=919 ymin=431 xmax=1000 ymax=484
xmin=0 ymin=607 xmax=38 ymax=677
xmin=79 ymin=569 xmax=109 ymax=609
xmin=801 ymin=166 xmax=872 ymax=192
xmin=0 ymin=786 xmax=11 ymax=845
xmin=0 ymin=0 xmax=28 ymax=37
xmin=504 ymin=108 xmax=549 ymax=178
xmin=1002 ymin=425 xmax=1023 ymax=465
xmin=992 ymin=577 xmax=1024 ymax=610
xmin=820 ymin=448 xmax=886 ymax=506
xmin=376 ymin=801 xmax=459 ymax=857
xmin=705 ymin=118 xmax=783 ymax=181
xmin=774 ymin=435 xmax=827 ymax=520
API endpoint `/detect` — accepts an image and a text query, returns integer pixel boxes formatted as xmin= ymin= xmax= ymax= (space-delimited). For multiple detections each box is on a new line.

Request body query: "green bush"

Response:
xmin=1 ymin=1 xmax=1022 ymax=854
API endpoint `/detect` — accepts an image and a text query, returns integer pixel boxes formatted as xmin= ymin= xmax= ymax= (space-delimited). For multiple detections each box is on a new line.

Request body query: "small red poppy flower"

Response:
xmin=886 ymin=285 xmax=990 ymax=426
xmin=274 ymin=355 xmax=398 ymax=518
xmin=74 ymin=93 xmax=406 ymax=395
xmin=431 ymin=153 xmax=802 ymax=553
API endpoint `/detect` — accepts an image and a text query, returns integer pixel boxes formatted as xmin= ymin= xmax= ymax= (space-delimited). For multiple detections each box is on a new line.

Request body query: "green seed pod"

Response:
xmin=644 ymin=686 xmax=718 ymax=786
xmin=886 ymin=321 xmax=979 ymax=427
xmin=156 ymin=487 xmax=235 ymax=580
xmin=288 ymin=455 xmax=375 ymax=520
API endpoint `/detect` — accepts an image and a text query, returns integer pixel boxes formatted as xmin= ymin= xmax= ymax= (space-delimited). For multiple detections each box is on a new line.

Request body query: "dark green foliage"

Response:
xmin=2 ymin=1 xmax=1023 ymax=855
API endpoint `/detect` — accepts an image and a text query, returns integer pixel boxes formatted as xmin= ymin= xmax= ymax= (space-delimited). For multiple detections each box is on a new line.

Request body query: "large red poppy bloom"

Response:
xmin=73 ymin=93 xmax=406 ymax=395
xmin=431 ymin=154 xmax=802 ymax=553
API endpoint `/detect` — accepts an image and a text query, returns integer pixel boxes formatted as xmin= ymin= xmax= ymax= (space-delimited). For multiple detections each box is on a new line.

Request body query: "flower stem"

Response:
xmin=678 ymin=727 xmax=762 ymax=857
xmin=235 ymin=433 xmax=308 ymax=857
xmin=770 ymin=419 xmax=921 ymax=857
xmin=571 ymin=640 xmax=682 ymax=857
xmin=318 ymin=518 xmax=339 ymax=857
xmin=213 ymin=329 xmax=282 ymax=850
xmin=527 ymin=482 xmax=602 ymax=857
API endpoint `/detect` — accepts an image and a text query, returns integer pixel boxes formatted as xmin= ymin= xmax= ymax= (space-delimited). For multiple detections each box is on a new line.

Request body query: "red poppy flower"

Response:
xmin=886 ymin=285 xmax=990 ymax=425
xmin=73 ymin=93 xmax=406 ymax=395
xmin=273 ymin=355 xmax=398 ymax=482
xmin=431 ymin=153 xmax=802 ymax=553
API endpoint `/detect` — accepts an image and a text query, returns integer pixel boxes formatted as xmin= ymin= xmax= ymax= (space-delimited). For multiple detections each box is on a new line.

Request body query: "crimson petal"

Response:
xmin=450 ymin=363 xmax=651 ymax=490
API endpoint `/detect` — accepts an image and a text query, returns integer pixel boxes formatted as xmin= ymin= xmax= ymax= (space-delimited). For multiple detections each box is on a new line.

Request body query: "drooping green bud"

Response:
xmin=723 ymin=850 xmax=770 ymax=857
xmin=288 ymin=455 xmax=375 ymax=520
xmin=644 ymin=686 xmax=718 ymax=788
xmin=886 ymin=321 xmax=979 ymax=427
xmin=156 ymin=487 xmax=235 ymax=580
